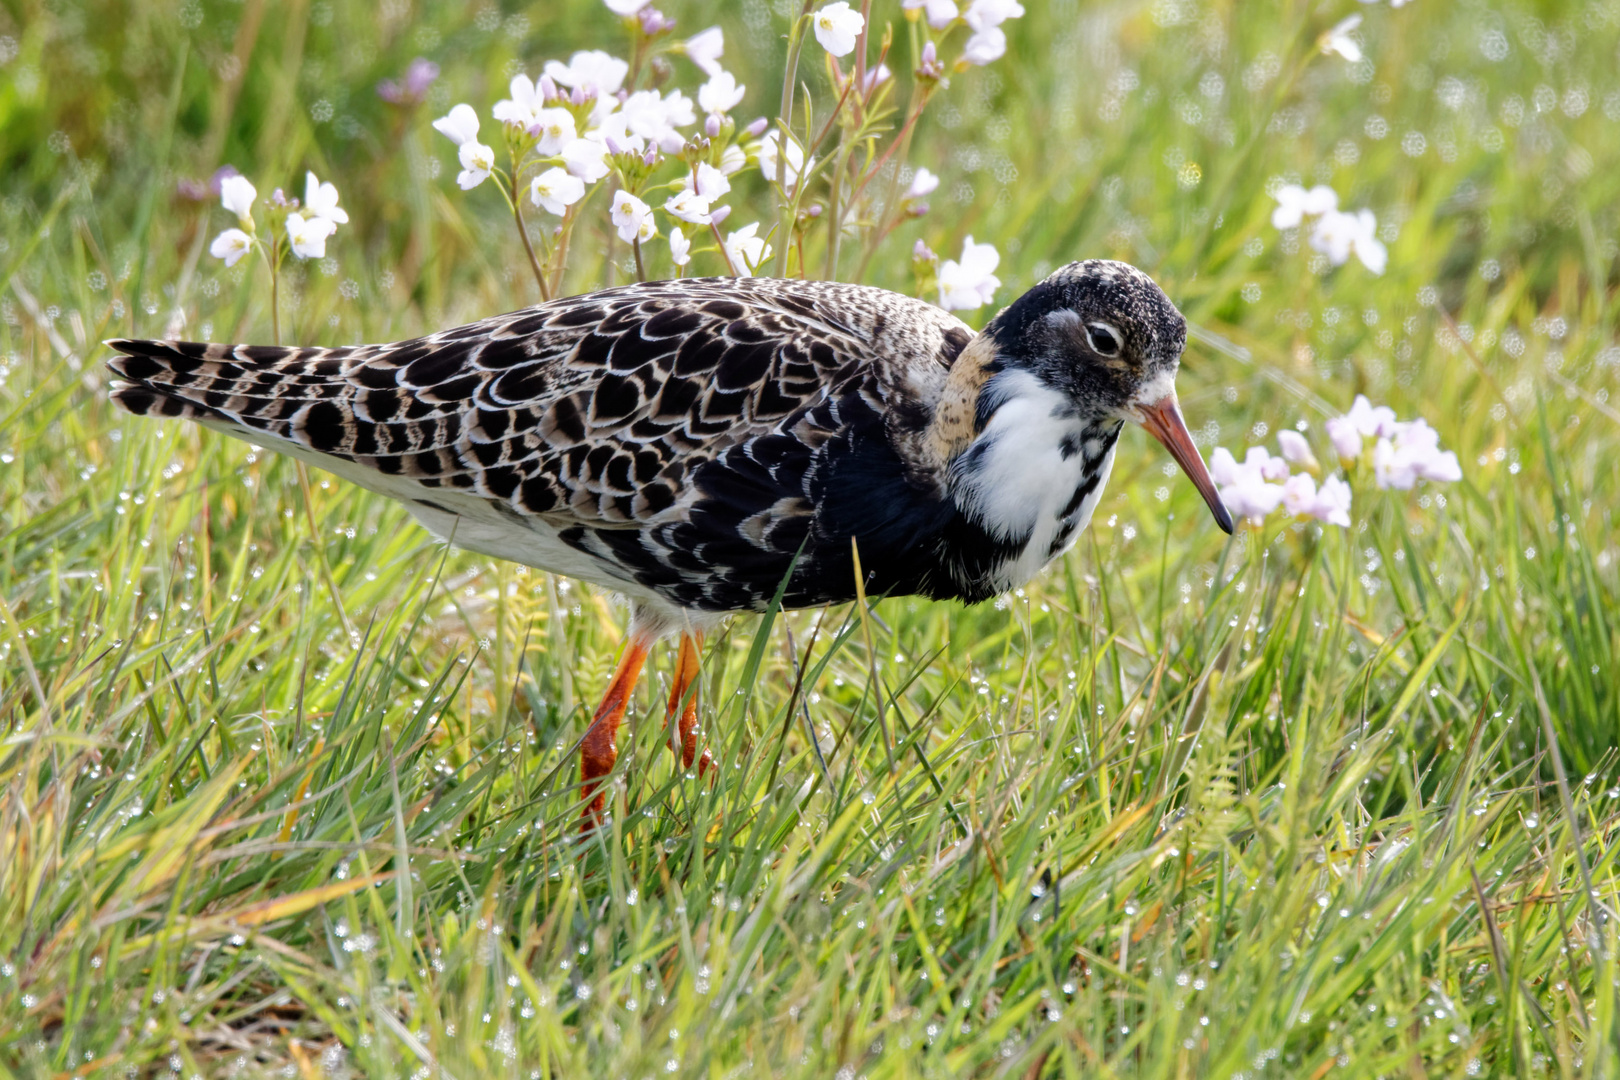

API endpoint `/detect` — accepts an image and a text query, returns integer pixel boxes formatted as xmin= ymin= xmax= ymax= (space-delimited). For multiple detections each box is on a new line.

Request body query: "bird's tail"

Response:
xmin=105 ymin=338 xmax=359 ymax=432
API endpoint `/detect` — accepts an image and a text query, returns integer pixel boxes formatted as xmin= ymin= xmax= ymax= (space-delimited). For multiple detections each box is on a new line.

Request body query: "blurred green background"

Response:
xmin=3 ymin=0 xmax=1619 ymax=1076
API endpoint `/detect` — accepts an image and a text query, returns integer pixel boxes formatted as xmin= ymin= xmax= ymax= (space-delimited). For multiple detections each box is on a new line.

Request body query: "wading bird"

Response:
xmin=107 ymin=261 xmax=1232 ymax=826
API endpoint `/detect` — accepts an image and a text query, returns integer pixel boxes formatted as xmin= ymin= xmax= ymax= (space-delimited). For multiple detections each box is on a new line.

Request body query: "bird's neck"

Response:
xmin=923 ymin=333 xmax=1002 ymax=468
xmin=935 ymin=365 xmax=1122 ymax=595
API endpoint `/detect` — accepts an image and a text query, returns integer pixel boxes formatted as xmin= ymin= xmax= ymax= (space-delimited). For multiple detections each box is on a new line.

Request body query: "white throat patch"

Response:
xmin=950 ymin=369 xmax=1119 ymax=592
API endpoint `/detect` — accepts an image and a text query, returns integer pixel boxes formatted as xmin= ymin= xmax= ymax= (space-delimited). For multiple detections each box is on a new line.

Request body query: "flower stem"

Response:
xmin=772 ymin=4 xmax=815 ymax=278
xmin=511 ymin=173 xmax=552 ymax=303
xmin=632 ymin=238 xmax=647 ymax=282
xmin=708 ymin=220 xmax=740 ymax=276
xmin=268 ymin=243 xmax=281 ymax=346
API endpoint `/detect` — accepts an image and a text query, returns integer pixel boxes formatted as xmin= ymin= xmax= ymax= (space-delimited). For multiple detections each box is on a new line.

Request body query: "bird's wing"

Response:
xmin=106 ymin=277 xmax=974 ymax=539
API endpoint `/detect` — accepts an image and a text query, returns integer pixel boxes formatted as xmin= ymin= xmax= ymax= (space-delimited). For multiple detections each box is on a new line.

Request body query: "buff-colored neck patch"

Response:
xmin=924 ymin=334 xmax=999 ymax=467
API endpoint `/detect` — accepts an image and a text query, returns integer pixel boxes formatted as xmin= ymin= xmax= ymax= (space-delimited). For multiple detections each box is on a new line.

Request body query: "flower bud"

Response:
xmin=540 ymin=74 xmax=558 ymax=101
xmin=705 ymin=114 xmax=722 ymax=138
xmin=916 ymin=41 xmax=944 ymax=81
xmin=708 ymin=204 xmax=732 ymax=226
xmin=744 ymin=116 xmax=769 ymax=138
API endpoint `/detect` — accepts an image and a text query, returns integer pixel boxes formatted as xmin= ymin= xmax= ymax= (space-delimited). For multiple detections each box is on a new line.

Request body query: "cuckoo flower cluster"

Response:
xmin=1211 ymin=434 xmax=1353 ymax=528
xmin=1271 ymin=184 xmax=1386 ymax=275
xmin=1212 ymin=397 xmax=1461 ymax=529
xmin=207 ymin=170 xmax=348 ymax=342
xmin=1325 ymin=395 xmax=1463 ymax=489
xmin=428 ymin=0 xmax=1024 ymax=310
xmin=208 ymin=172 xmax=347 ymax=268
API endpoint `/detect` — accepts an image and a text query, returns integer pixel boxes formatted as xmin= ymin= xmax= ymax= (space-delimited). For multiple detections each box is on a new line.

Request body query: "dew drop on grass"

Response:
xmin=861 ymin=791 xmax=875 ymax=805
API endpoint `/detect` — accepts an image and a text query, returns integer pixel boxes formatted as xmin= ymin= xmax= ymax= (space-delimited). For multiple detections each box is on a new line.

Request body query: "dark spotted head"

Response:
xmin=981 ymin=259 xmax=1188 ymax=419
xmin=980 ymin=259 xmax=1232 ymax=533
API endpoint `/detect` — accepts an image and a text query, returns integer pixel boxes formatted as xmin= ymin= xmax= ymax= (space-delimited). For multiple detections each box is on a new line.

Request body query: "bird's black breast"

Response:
xmin=554 ymin=379 xmax=1023 ymax=612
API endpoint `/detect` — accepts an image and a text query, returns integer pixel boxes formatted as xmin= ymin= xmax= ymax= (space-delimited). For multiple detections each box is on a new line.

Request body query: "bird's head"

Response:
xmin=982 ymin=259 xmax=1233 ymax=534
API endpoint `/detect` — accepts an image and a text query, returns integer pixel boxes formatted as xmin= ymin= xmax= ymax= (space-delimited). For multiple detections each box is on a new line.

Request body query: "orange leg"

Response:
xmin=579 ymin=637 xmax=651 ymax=827
xmin=664 ymin=633 xmax=714 ymax=777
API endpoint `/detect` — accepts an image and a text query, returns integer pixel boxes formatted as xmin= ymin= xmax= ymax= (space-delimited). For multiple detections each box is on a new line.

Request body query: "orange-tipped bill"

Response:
xmin=1137 ymin=396 xmax=1234 ymax=535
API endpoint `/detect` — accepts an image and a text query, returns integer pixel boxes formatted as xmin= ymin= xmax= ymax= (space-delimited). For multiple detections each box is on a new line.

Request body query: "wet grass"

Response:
xmin=3 ymin=0 xmax=1620 ymax=1075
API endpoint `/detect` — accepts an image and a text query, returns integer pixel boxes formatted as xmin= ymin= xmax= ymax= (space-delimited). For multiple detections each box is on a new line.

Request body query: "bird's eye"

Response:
xmin=1086 ymin=322 xmax=1124 ymax=357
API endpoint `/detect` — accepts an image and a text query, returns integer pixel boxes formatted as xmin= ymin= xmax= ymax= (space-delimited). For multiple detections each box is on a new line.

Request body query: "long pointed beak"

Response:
xmin=1135 ymin=396 xmax=1234 ymax=535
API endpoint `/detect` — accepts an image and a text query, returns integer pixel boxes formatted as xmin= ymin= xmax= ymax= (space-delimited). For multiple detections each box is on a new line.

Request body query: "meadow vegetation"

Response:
xmin=2 ymin=0 xmax=1620 ymax=1075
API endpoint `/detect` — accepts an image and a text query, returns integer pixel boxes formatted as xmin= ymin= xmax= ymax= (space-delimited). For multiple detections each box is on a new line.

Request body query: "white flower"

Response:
xmin=690 ymin=162 xmax=731 ymax=200
xmin=1276 ymin=430 xmax=1318 ymax=470
xmin=528 ymin=108 xmax=576 ymax=155
xmin=603 ymin=0 xmax=647 ymax=15
xmin=724 ymin=222 xmax=772 ymax=274
xmin=285 ymin=212 xmax=336 ymax=259
xmin=719 ymin=143 xmax=747 ymax=175
xmin=530 ymin=167 xmax=585 ymax=215
xmin=219 ymin=175 xmax=257 ymax=226
xmin=669 ymin=226 xmax=692 ymax=267
xmin=756 ymin=131 xmax=808 ymax=192
xmin=560 ymin=138 xmax=612 ymax=183
xmin=1270 ymin=183 xmax=1337 ymax=229
xmin=664 ymin=187 xmax=714 ymax=225
xmin=964 ymin=0 xmax=1024 ymax=30
xmin=303 ymin=171 xmax=348 ymax=226
xmin=961 ymin=27 xmax=1007 ymax=65
xmin=698 ymin=70 xmax=746 ymax=115
xmin=684 ymin=26 xmax=725 ymax=77
xmin=1322 ymin=15 xmax=1363 ymax=63
xmin=611 ymin=190 xmax=656 ymax=243
xmin=435 ymin=104 xmax=496 ymax=188
xmin=590 ymin=111 xmax=646 ymax=156
xmin=493 ymin=74 xmax=546 ymax=130
xmin=432 ymin=103 xmax=482 ymax=147
xmin=812 ymin=2 xmax=865 ymax=57
xmin=456 ymin=140 xmax=495 ymax=189
xmin=544 ymin=50 xmax=630 ymax=96
xmin=1310 ymin=208 xmax=1385 ymax=273
xmin=906 ymin=167 xmax=940 ymax=199
xmin=903 ymin=0 xmax=959 ymax=29
xmin=937 ymin=236 xmax=1001 ymax=310
xmin=209 ymin=228 xmax=254 ymax=267
xmin=619 ymin=89 xmax=695 ymax=153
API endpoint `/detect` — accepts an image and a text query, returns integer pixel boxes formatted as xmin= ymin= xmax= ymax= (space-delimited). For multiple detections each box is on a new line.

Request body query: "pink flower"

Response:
xmin=1277 ymin=430 xmax=1318 ymax=470
xmin=1345 ymin=394 xmax=1398 ymax=438
xmin=1209 ymin=446 xmax=1287 ymax=523
xmin=1325 ymin=416 xmax=1362 ymax=461
xmin=1281 ymin=473 xmax=1351 ymax=526
xmin=1374 ymin=419 xmax=1462 ymax=488
xmin=1244 ymin=446 xmax=1291 ymax=482
xmin=1313 ymin=475 xmax=1353 ymax=526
